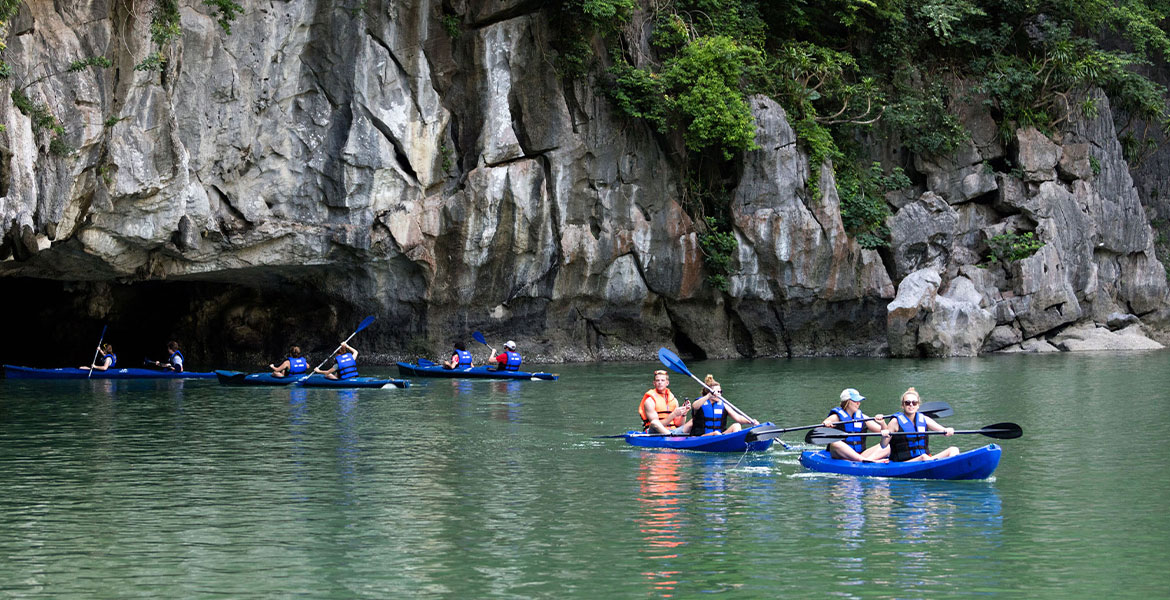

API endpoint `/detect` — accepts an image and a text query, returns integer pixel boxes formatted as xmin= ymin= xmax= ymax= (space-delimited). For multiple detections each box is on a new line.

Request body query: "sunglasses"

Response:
xmin=902 ymin=400 xmax=919 ymax=406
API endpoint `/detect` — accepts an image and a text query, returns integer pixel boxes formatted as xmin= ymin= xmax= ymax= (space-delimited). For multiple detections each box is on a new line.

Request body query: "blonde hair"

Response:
xmin=901 ymin=387 xmax=920 ymax=403
xmin=703 ymin=374 xmax=720 ymax=394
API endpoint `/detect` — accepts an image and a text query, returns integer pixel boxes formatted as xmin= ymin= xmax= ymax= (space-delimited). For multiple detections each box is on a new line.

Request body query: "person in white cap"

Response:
xmin=490 ymin=340 xmax=523 ymax=371
xmin=820 ymin=388 xmax=889 ymax=462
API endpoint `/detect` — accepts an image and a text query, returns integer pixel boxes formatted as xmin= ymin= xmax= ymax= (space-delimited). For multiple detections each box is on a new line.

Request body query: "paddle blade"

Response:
xmin=656 ymin=347 xmax=694 ymax=379
xmin=980 ymin=422 xmax=1023 ymax=439
xmin=417 ymin=358 xmax=437 ymax=367
xmin=805 ymin=427 xmax=847 ymax=445
xmin=472 ymin=331 xmax=487 ymax=346
xmin=745 ymin=426 xmax=786 ymax=442
xmin=354 ymin=315 xmax=377 ymax=333
xmin=919 ymin=401 xmax=954 ymax=419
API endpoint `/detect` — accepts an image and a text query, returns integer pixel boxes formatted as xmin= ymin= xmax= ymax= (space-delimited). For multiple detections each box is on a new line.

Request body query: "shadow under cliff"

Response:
xmin=0 ymin=276 xmax=381 ymax=370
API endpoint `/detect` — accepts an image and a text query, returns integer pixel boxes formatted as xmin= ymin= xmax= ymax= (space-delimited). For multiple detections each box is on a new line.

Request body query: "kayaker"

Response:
xmin=270 ymin=345 xmax=309 ymax=377
xmin=80 ymin=343 xmax=116 ymax=371
xmin=880 ymin=387 xmax=960 ymax=462
xmin=443 ymin=342 xmax=474 ymax=369
xmin=314 ymin=342 xmax=360 ymax=380
xmin=672 ymin=375 xmax=757 ymax=436
xmin=489 ymin=340 xmax=522 ymax=371
xmin=639 ymin=369 xmax=690 ymax=434
xmin=151 ymin=341 xmax=184 ymax=372
xmin=821 ymin=388 xmax=888 ymax=462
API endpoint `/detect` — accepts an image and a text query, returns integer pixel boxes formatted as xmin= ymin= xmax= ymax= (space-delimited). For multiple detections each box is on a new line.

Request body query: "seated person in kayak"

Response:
xmin=490 ymin=340 xmax=522 ymax=371
xmin=821 ymin=388 xmax=889 ymax=462
xmin=150 ymin=341 xmax=184 ymax=372
xmin=443 ymin=342 xmax=473 ymax=369
xmin=880 ymin=387 xmax=959 ymax=462
xmin=672 ymin=375 xmax=757 ymax=436
xmin=80 ymin=343 xmax=117 ymax=371
xmin=314 ymin=342 xmax=360 ymax=380
xmin=639 ymin=369 xmax=690 ymax=434
xmin=270 ymin=345 xmax=309 ymax=377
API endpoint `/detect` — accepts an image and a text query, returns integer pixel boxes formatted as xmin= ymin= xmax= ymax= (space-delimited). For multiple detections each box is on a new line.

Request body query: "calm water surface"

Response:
xmin=1 ymin=352 xmax=1167 ymax=598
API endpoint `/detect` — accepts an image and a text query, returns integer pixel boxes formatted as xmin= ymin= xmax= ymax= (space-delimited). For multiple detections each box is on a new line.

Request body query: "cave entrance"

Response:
xmin=0 ymin=276 xmax=357 ymax=369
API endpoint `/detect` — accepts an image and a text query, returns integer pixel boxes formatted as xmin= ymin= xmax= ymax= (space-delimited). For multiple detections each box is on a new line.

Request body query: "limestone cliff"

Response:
xmin=0 ymin=1 xmax=1165 ymax=365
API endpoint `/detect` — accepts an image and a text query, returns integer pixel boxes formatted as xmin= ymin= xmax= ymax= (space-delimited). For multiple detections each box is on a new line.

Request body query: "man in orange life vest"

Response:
xmin=639 ymin=369 xmax=691 ymax=433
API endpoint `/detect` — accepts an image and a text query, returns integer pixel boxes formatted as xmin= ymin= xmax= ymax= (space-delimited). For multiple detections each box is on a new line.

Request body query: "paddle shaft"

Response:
xmin=656 ymin=347 xmax=757 ymax=424
xmin=671 ymin=366 xmax=756 ymax=424
xmin=806 ymin=422 xmax=1022 ymax=445
xmin=313 ymin=316 xmax=375 ymax=373
xmin=88 ymin=325 xmax=107 ymax=379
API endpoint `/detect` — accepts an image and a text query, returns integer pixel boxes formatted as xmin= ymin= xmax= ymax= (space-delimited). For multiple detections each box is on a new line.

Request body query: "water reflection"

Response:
xmin=489 ymin=381 xmax=524 ymax=423
xmin=636 ymin=451 xmax=686 ymax=597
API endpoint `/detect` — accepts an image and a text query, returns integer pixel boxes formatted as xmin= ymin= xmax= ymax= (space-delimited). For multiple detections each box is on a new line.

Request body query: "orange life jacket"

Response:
xmin=639 ymin=388 xmax=681 ymax=430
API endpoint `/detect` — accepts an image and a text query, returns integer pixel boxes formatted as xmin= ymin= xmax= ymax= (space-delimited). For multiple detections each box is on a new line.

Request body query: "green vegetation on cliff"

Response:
xmin=554 ymin=0 xmax=1170 ymax=268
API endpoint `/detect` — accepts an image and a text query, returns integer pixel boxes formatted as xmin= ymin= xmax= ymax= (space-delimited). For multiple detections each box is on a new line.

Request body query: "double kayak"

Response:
xmin=621 ymin=423 xmax=776 ymax=453
xmin=396 ymin=361 xmax=557 ymax=381
xmin=3 ymin=365 xmax=217 ymax=380
xmin=215 ymin=370 xmax=409 ymax=389
xmin=799 ymin=444 xmax=1002 ymax=480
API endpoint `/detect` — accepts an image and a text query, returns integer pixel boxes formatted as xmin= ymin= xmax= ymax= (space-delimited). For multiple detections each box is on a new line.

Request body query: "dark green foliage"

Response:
xmin=837 ymin=163 xmax=906 ymax=249
xmin=699 ymin=216 xmax=737 ymax=291
xmin=441 ymin=13 xmax=460 ymax=38
xmin=607 ymin=57 xmax=665 ymax=127
xmin=68 ymin=57 xmax=113 ymax=72
xmin=11 ymin=88 xmax=71 ymax=156
xmin=985 ymin=231 xmax=1044 ymax=265
xmin=203 ymin=0 xmax=243 ymax=35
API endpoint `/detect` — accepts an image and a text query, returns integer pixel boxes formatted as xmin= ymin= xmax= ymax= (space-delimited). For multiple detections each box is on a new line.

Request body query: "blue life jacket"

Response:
xmin=335 ymin=352 xmax=358 ymax=379
xmin=102 ymin=353 xmax=117 ymax=368
xmin=288 ymin=357 xmax=308 ymax=374
xmin=168 ymin=350 xmax=184 ymax=371
xmin=891 ymin=412 xmax=930 ymax=461
xmin=455 ymin=349 xmax=473 ymax=367
xmin=503 ymin=351 xmax=522 ymax=371
xmin=692 ymin=398 xmax=727 ymax=436
xmin=829 ymin=407 xmax=866 ymax=454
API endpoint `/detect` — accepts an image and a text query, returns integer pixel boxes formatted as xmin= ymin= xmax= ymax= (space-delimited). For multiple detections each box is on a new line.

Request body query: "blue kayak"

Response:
xmin=799 ymin=444 xmax=1002 ymax=480
xmin=396 ymin=361 xmax=557 ymax=381
xmin=4 ymin=365 xmax=216 ymax=380
xmin=215 ymin=370 xmax=409 ymax=389
xmin=621 ymin=423 xmax=776 ymax=453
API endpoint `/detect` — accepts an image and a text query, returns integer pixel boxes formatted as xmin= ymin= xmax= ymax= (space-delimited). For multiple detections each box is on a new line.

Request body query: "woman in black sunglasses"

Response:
xmin=880 ymin=387 xmax=959 ymax=462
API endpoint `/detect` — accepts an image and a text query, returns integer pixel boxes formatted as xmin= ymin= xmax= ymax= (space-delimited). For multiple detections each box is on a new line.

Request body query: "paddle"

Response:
xmin=656 ymin=347 xmax=757 ymax=424
xmin=418 ymin=358 xmax=437 ymax=367
xmin=745 ymin=402 xmax=953 ymax=442
xmin=804 ymin=422 xmax=1024 ymax=445
xmin=312 ymin=316 xmax=376 ymax=374
xmin=471 ymin=330 xmax=497 ymax=362
xmin=87 ymin=325 xmax=107 ymax=379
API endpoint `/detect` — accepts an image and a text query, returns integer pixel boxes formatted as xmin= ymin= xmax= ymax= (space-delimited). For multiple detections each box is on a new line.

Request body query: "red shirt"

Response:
xmin=494 ymin=353 xmax=508 ymax=366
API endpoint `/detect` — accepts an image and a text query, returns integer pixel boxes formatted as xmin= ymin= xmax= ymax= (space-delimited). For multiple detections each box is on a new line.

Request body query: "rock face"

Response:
xmin=0 ymin=1 xmax=1166 ymax=363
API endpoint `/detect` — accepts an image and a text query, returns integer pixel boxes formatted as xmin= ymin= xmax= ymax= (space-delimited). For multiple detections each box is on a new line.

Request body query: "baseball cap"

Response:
xmin=504 ymin=340 xmax=516 ymax=350
xmin=840 ymin=388 xmax=865 ymax=402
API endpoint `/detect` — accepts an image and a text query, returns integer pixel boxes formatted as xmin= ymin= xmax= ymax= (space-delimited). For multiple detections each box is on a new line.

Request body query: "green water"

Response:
xmin=1 ymin=352 xmax=1167 ymax=598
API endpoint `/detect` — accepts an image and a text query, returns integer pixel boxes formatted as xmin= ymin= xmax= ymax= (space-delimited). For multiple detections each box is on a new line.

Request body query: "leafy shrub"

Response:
xmin=985 ymin=231 xmax=1044 ymax=264
xmin=699 ymin=216 xmax=737 ymax=292
xmin=837 ymin=163 xmax=905 ymax=249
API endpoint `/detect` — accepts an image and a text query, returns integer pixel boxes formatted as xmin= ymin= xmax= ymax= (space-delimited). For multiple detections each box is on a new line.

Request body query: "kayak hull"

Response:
xmin=4 ymin=365 xmax=216 ymax=380
xmin=622 ymin=423 xmax=776 ymax=453
xmin=396 ymin=362 xmax=557 ymax=381
xmin=300 ymin=374 xmax=409 ymax=389
xmin=799 ymin=444 xmax=1002 ymax=480
xmin=215 ymin=370 xmax=409 ymax=389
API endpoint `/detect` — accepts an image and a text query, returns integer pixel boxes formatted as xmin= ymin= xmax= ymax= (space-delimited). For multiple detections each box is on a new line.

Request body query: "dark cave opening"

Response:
xmin=0 ymin=277 xmax=362 ymax=370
